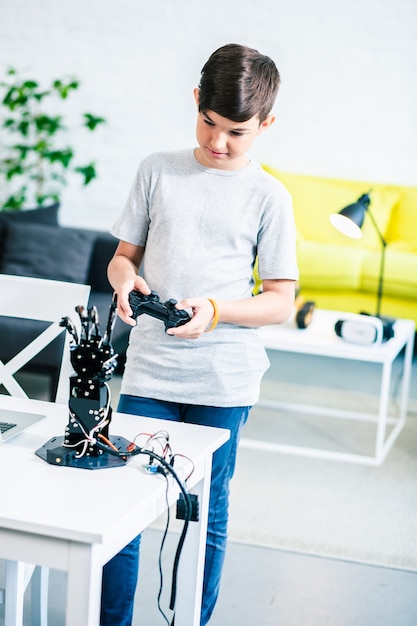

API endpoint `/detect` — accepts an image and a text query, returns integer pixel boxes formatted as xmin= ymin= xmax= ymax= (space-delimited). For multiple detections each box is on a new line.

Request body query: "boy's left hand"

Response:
xmin=167 ymin=297 xmax=216 ymax=339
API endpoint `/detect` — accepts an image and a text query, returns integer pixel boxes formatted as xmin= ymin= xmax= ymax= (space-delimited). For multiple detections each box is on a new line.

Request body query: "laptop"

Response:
xmin=0 ymin=408 xmax=46 ymax=443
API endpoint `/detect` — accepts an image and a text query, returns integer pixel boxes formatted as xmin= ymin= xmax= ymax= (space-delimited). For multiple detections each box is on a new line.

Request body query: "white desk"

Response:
xmin=0 ymin=395 xmax=229 ymax=626
xmin=240 ymin=309 xmax=415 ymax=465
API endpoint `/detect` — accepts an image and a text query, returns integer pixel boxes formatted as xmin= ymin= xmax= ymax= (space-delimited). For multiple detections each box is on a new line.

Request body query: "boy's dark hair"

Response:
xmin=198 ymin=43 xmax=280 ymax=124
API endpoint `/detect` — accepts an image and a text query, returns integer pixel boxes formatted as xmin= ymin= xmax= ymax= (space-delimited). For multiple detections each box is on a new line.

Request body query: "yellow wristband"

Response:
xmin=205 ymin=298 xmax=219 ymax=332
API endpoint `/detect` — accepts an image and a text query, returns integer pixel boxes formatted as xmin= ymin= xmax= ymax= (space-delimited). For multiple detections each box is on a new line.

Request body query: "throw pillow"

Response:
xmin=0 ymin=203 xmax=60 ymax=266
xmin=385 ymin=186 xmax=417 ymax=250
xmin=1 ymin=221 xmax=95 ymax=284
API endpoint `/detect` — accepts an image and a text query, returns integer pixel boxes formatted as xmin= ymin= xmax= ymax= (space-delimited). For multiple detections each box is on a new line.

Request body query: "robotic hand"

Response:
xmin=60 ymin=299 xmax=118 ymax=457
xmin=36 ymin=298 xmax=131 ymax=468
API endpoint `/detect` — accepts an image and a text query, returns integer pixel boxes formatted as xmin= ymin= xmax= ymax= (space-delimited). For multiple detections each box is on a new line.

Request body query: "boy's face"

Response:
xmin=193 ymin=88 xmax=274 ymax=171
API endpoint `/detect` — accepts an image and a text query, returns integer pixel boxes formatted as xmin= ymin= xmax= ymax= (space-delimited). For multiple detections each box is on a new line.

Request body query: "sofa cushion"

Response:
xmin=1 ymin=221 xmax=96 ymax=284
xmin=0 ymin=203 xmax=59 ymax=266
xmin=385 ymin=187 xmax=417 ymax=251
xmin=361 ymin=248 xmax=417 ymax=299
xmin=297 ymin=240 xmax=368 ymax=290
xmin=262 ymin=166 xmax=399 ymax=250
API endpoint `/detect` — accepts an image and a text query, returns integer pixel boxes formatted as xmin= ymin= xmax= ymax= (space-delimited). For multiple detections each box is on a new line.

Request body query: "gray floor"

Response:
xmin=2 ymin=531 xmax=416 ymax=626
xmin=1 ymin=342 xmax=416 ymax=626
xmin=141 ymin=531 xmax=417 ymax=626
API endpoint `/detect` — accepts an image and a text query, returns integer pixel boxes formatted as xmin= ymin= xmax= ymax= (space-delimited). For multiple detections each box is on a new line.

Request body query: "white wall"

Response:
xmin=1 ymin=0 xmax=416 ymax=229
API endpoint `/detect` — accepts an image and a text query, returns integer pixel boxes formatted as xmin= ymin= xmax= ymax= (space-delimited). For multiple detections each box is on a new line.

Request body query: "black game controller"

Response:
xmin=128 ymin=290 xmax=191 ymax=332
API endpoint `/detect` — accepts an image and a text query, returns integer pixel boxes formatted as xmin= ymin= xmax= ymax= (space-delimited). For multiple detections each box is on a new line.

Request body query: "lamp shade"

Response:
xmin=329 ymin=193 xmax=371 ymax=239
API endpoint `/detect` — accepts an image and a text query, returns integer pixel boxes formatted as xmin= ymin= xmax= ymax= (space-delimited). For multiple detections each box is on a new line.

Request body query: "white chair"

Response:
xmin=0 ymin=274 xmax=90 ymax=626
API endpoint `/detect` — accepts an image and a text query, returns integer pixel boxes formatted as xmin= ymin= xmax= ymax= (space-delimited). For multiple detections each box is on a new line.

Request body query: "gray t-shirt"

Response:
xmin=111 ymin=149 xmax=298 ymax=407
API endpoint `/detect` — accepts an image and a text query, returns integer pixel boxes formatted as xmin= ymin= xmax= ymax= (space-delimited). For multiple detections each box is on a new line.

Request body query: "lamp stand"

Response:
xmin=376 ymin=239 xmax=386 ymax=317
xmin=360 ymin=208 xmax=395 ymax=340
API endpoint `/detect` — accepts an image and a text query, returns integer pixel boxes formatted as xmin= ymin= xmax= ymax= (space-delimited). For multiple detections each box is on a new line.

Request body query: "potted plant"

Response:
xmin=0 ymin=68 xmax=105 ymax=211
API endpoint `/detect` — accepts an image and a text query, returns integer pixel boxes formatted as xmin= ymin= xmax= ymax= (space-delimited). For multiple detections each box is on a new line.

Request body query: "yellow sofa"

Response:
xmin=262 ymin=165 xmax=417 ymax=327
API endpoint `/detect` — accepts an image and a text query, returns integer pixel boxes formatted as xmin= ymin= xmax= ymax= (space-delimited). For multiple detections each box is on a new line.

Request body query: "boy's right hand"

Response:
xmin=114 ymin=277 xmax=151 ymax=326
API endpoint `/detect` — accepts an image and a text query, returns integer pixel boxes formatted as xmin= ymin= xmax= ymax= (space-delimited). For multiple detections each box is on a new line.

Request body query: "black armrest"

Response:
xmin=86 ymin=233 xmax=118 ymax=293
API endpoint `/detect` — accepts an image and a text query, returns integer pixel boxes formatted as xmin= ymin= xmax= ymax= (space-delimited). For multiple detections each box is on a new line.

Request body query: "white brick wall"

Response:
xmin=1 ymin=0 xmax=416 ymax=229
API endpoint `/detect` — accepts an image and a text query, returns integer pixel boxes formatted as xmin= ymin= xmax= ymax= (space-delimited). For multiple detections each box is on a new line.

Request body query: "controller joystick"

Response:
xmin=128 ymin=290 xmax=191 ymax=332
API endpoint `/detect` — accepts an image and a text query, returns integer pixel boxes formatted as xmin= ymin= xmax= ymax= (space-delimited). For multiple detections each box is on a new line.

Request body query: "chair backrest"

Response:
xmin=0 ymin=274 xmax=90 ymax=403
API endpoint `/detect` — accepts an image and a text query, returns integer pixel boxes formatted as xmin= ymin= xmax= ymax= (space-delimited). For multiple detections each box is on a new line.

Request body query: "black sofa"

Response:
xmin=0 ymin=204 xmax=130 ymax=399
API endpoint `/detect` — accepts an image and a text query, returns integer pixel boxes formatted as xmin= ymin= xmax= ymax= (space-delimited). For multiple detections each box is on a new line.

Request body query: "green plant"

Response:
xmin=0 ymin=68 xmax=105 ymax=211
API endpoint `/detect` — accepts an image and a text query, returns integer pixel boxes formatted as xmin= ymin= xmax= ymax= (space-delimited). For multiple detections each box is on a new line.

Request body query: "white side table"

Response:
xmin=240 ymin=309 xmax=415 ymax=465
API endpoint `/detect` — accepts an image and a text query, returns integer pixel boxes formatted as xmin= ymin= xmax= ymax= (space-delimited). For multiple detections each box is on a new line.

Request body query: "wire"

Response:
xmin=170 ymin=453 xmax=195 ymax=483
xmin=98 ymin=432 xmax=120 ymax=452
xmin=134 ymin=430 xmax=173 ymax=461
xmin=94 ymin=438 xmax=192 ymax=614
xmin=169 ymin=501 xmax=190 ymax=611
xmin=157 ymin=472 xmax=171 ymax=626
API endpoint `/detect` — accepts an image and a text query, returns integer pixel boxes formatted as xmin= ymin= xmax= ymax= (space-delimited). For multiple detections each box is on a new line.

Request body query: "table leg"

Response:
xmin=375 ymin=359 xmax=392 ymax=463
xmin=376 ymin=332 xmax=414 ymax=463
xmin=398 ymin=332 xmax=413 ymax=422
xmin=5 ymin=561 xmax=25 ymax=626
xmin=66 ymin=542 xmax=102 ymax=626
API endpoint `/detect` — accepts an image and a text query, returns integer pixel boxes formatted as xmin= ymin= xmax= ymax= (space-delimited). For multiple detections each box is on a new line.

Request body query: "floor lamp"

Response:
xmin=329 ymin=192 xmax=395 ymax=339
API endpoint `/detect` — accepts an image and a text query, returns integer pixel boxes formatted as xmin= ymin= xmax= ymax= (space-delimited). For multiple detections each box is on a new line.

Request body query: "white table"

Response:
xmin=0 ymin=395 xmax=229 ymax=626
xmin=240 ymin=309 xmax=415 ymax=465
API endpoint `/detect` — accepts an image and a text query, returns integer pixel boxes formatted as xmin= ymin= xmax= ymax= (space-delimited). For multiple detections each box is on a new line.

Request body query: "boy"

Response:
xmin=101 ymin=43 xmax=298 ymax=626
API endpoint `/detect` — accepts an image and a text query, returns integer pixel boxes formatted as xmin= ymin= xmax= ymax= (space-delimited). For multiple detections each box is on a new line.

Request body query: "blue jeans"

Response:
xmin=100 ymin=396 xmax=250 ymax=626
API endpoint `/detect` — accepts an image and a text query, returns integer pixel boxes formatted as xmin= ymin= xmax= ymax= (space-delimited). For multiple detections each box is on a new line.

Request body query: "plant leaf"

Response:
xmin=74 ymin=162 xmax=97 ymax=185
xmin=45 ymin=148 xmax=74 ymax=168
xmin=83 ymin=113 xmax=106 ymax=130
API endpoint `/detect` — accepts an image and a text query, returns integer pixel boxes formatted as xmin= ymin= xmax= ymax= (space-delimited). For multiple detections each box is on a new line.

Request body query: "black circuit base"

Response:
xmin=35 ymin=435 xmax=133 ymax=469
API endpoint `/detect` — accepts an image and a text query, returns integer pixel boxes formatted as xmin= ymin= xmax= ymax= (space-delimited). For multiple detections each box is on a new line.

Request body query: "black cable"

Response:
xmin=168 ymin=505 xmax=190 ymax=610
xmin=95 ymin=440 xmax=192 ymax=615
xmin=157 ymin=472 xmax=171 ymax=626
xmin=141 ymin=452 xmax=192 ymax=612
